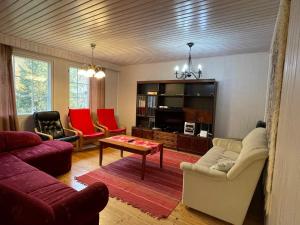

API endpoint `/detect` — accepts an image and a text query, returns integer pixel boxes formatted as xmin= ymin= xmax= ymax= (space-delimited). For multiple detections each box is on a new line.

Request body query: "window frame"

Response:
xmin=12 ymin=54 xmax=53 ymax=116
xmin=68 ymin=66 xmax=90 ymax=109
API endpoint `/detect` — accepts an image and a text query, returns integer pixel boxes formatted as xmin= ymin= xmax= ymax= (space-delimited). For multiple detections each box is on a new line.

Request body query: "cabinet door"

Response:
xmin=192 ymin=137 xmax=211 ymax=155
xmin=132 ymin=127 xmax=143 ymax=138
xmin=142 ymin=129 xmax=153 ymax=139
xmin=177 ymin=134 xmax=193 ymax=151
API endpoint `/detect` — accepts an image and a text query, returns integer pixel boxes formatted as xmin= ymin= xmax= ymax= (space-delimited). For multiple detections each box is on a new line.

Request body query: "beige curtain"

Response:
xmin=265 ymin=0 xmax=291 ymax=213
xmin=0 ymin=44 xmax=18 ymax=131
xmin=89 ymin=77 xmax=105 ymax=119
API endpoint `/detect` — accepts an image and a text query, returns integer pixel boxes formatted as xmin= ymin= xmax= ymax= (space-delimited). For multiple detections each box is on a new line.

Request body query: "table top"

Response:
xmin=99 ymin=135 xmax=162 ymax=152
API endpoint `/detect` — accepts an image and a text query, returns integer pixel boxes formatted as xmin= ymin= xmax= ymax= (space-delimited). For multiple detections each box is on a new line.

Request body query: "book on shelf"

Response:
xmin=137 ymin=95 xmax=146 ymax=116
xmin=147 ymin=95 xmax=157 ymax=116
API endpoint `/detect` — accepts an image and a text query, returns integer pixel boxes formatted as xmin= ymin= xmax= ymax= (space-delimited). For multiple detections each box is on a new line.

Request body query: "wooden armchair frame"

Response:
xmin=68 ymin=122 xmax=105 ymax=150
xmin=34 ymin=127 xmax=79 ymax=150
xmin=95 ymin=122 xmax=126 ymax=137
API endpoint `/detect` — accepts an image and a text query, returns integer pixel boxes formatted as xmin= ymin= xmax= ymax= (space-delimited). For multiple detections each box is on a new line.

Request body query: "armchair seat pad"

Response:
xmin=109 ymin=128 xmax=126 ymax=133
xmin=83 ymin=132 xmax=105 ymax=139
xmin=58 ymin=135 xmax=79 ymax=143
xmin=10 ymin=140 xmax=73 ymax=176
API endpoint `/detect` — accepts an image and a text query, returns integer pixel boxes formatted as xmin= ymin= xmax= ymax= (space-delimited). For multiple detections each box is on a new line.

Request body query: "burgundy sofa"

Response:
xmin=0 ymin=131 xmax=109 ymax=225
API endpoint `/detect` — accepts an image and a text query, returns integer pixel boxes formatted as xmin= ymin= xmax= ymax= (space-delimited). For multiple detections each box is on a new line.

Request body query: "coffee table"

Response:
xmin=99 ymin=135 xmax=163 ymax=180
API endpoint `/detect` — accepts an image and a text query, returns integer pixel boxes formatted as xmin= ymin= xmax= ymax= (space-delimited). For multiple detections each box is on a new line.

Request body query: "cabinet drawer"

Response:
xmin=177 ymin=134 xmax=212 ymax=155
xmin=153 ymin=131 xmax=177 ymax=149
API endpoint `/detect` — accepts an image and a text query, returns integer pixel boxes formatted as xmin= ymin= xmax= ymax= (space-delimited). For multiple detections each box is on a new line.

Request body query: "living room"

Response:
xmin=0 ymin=0 xmax=299 ymax=225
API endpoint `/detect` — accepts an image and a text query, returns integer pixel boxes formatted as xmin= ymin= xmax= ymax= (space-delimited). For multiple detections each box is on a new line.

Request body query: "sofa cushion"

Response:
xmin=196 ymin=146 xmax=225 ymax=167
xmin=221 ymin=150 xmax=239 ymax=161
xmin=0 ymin=152 xmax=77 ymax=206
xmin=210 ymin=159 xmax=235 ymax=172
xmin=242 ymin=128 xmax=267 ymax=152
xmin=11 ymin=140 xmax=73 ymax=176
xmin=0 ymin=131 xmax=42 ymax=152
xmin=0 ymin=182 xmax=55 ymax=225
xmin=0 ymin=153 xmax=37 ymax=180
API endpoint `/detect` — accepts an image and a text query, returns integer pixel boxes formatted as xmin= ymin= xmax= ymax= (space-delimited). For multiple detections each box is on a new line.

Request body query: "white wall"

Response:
xmin=118 ymin=52 xmax=269 ymax=138
xmin=14 ymin=48 xmax=119 ymax=131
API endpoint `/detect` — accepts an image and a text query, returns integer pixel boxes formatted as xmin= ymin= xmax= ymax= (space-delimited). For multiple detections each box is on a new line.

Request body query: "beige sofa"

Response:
xmin=180 ymin=128 xmax=268 ymax=225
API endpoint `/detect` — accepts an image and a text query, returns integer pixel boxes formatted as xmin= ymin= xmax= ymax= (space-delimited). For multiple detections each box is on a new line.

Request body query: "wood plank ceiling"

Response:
xmin=0 ymin=0 xmax=279 ymax=65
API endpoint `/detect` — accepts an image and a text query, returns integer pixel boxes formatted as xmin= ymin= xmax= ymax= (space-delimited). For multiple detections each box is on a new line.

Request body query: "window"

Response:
xmin=69 ymin=67 xmax=89 ymax=108
xmin=13 ymin=55 xmax=51 ymax=115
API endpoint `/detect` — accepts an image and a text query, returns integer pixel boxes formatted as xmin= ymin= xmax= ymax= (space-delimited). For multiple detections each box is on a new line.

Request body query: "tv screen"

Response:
xmin=155 ymin=108 xmax=184 ymax=132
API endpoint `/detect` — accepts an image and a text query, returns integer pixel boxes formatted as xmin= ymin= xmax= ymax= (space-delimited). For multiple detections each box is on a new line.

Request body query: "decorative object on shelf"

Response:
xmin=81 ymin=43 xmax=105 ymax=79
xmin=174 ymin=42 xmax=202 ymax=80
xmin=147 ymin=91 xmax=158 ymax=95
xmin=184 ymin=122 xmax=196 ymax=135
xmin=198 ymin=130 xmax=208 ymax=138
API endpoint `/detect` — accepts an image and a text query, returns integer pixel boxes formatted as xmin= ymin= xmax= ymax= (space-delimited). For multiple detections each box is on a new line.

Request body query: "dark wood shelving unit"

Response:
xmin=133 ymin=79 xmax=217 ymax=155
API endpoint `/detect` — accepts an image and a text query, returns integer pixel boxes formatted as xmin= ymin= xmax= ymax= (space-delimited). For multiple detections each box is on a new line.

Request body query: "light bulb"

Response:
xmin=174 ymin=65 xmax=179 ymax=72
xmin=95 ymin=70 xmax=106 ymax=79
xmin=182 ymin=64 xmax=188 ymax=72
xmin=198 ymin=64 xmax=202 ymax=70
xmin=86 ymin=69 xmax=95 ymax=77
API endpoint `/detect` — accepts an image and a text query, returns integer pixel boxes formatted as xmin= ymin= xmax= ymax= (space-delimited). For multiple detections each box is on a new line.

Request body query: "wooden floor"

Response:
xmin=57 ymin=147 xmax=264 ymax=225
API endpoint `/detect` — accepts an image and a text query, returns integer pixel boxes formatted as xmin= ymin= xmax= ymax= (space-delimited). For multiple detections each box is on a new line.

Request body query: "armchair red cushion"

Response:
xmin=97 ymin=109 xmax=119 ymax=131
xmin=69 ymin=109 xmax=96 ymax=135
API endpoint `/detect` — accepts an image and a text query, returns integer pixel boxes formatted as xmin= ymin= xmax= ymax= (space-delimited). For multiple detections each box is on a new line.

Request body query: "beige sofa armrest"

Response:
xmin=212 ymin=138 xmax=242 ymax=153
xmin=180 ymin=162 xmax=227 ymax=180
xmin=227 ymin=148 xmax=268 ymax=180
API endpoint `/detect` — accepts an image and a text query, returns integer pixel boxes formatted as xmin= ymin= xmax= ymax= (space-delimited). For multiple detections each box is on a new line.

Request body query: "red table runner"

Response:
xmin=107 ymin=135 xmax=162 ymax=154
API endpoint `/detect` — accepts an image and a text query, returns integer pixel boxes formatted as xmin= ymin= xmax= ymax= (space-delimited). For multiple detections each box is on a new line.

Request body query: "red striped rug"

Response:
xmin=76 ymin=149 xmax=199 ymax=218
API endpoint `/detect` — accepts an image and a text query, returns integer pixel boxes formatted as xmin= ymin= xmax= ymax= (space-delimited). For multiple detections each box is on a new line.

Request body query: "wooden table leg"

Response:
xmin=121 ymin=149 xmax=123 ymax=158
xmin=99 ymin=143 xmax=103 ymax=166
xmin=160 ymin=145 xmax=163 ymax=169
xmin=141 ymin=154 xmax=146 ymax=180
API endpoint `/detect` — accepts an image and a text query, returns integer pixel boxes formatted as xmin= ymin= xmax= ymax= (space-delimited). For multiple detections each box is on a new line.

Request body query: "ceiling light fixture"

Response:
xmin=82 ymin=43 xmax=105 ymax=79
xmin=174 ymin=42 xmax=202 ymax=80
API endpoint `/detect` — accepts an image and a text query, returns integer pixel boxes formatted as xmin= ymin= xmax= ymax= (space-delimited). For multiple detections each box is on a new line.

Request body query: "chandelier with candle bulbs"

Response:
xmin=174 ymin=42 xmax=202 ymax=80
xmin=82 ymin=43 xmax=105 ymax=79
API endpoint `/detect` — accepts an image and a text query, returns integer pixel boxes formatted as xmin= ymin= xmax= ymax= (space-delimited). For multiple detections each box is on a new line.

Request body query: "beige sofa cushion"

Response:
xmin=212 ymin=138 xmax=242 ymax=153
xmin=227 ymin=128 xmax=268 ymax=179
xmin=196 ymin=146 xmax=239 ymax=168
xmin=242 ymin=128 xmax=267 ymax=154
xmin=210 ymin=159 xmax=235 ymax=172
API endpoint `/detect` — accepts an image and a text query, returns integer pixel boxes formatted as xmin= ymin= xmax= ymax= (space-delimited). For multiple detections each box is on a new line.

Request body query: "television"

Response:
xmin=155 ymin=108 xmax=184 ymax=132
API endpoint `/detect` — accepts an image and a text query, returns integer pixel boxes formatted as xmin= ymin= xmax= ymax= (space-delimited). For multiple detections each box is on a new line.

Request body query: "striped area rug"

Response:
xmin=76 ymin=149 xmax=199 ymax=218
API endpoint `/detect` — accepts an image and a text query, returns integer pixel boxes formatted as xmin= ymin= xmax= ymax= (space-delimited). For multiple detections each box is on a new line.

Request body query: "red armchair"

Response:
xmin=68 ymin=108 xmax=105 ymax=150
xmin=96 ymin=108 xmax=126 ymax=137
